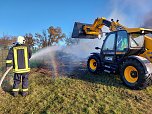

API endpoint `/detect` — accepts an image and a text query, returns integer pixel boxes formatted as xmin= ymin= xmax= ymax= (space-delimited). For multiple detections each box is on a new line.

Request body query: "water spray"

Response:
xmin=50 ymin=52 xmax=59 ymax=78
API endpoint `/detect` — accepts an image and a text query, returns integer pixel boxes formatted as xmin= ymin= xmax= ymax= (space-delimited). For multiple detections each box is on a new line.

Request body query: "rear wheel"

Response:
xmin=87 ymin=55 xmax=101 ymax=74
xmin=120 ymin=59 xmax=152 ymax=89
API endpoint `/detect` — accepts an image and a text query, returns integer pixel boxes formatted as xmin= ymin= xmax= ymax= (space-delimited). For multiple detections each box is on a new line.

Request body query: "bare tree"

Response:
xmin=35 ymin=30 xmax=48 ymax=48
xmin=35 ymin=26 xmax=66 ymax=48
xmin=0 ymin=35 xmax=17 ymax=48
xmin=24 ymin=33 xmax=35 ymax=48
xmin=48 ymin=26 xmax=65 ymax=45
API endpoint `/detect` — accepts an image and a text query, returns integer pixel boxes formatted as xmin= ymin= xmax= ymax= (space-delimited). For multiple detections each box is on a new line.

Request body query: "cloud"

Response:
xmin=143 ymin=11 xmax=152 ymax=28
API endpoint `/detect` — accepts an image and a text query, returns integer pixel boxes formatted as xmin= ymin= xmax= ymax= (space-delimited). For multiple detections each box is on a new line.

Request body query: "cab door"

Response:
xmin=116 ymin=30 xmax=129 ymax=54
xmin=101 ymin=30 xmax=129 ymax=63
xmin=115 ymin=30 xmax=129 ymax=61
xmin=101 ymin=32 xmax=116 ymax=63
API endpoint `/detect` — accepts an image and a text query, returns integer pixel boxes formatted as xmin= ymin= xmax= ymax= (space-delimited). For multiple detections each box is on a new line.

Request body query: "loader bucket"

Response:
xmin=72 ymin=22 xmax=98 ymax=39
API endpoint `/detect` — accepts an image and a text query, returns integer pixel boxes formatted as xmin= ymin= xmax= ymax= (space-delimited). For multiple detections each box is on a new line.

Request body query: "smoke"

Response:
xmin=30 ymin=46 xmax=61 ymax=77
xmin=32 ymin=41 xmax=99 ymax=78
xmin=63 ymin=39 xmax=103 ymax=58
xmin=143 ymin=11 xmax=152 ymax=28
xmin=70 ymin=0 xmax=152 ymax=57
xmin=68 ymin=0 xmax=152 ymax=59
xmin=30 ymin=40 xmax=101 ymax=61
xmin=30 ymin=0 xmax=152 ymax=77
xmin=108 ymin=0 xmax=152 ymax=27
xmin=30 ymin=38 xmax=104 ymax=77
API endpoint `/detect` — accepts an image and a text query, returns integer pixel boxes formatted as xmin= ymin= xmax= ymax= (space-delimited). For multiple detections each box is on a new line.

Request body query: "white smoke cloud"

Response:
xmin=30 ymin=0 xmax=152 ymax=76
xmin=31 ymin=0 xmax=152 ymax=61
xmin=63 ymin=39 xmax=103 ymax=58
xmin=143 ymin=11 xmax=152 ymax=28
xmin=70 ymin=0 xmax=152 ymax=58
xmin=108 ymin=0 xmax=152 ymax=27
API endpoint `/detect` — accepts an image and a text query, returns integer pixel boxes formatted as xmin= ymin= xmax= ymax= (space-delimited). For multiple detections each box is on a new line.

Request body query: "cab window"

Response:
xmin=103 ymin=33 xmax=115 ymax=51
xmin=116 ymin=31 xmax=128 ymax=51
xmin=130 ymin=33 xmax=144 ymax=47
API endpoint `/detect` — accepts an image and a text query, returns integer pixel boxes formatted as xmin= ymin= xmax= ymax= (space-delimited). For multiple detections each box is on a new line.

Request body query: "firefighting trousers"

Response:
xmin=13 ymin=73 xmax=29 ymax=91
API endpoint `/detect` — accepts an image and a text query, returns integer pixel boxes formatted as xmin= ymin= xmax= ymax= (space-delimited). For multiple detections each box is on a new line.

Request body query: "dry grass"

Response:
xmin=0 ymin=49 xmax=8 ymax=74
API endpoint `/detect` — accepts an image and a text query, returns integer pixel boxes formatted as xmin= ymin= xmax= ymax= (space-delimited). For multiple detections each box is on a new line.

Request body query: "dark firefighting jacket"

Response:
xmin=6 ymin=44 xmax=32 ymax=73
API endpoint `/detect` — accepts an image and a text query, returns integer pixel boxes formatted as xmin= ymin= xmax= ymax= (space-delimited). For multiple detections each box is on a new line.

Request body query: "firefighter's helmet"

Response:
xmin=17 ymin=36 xmax=25 ymax=44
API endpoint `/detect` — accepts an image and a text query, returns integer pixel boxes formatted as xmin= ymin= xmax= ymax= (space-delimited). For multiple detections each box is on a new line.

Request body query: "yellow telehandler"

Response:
xmin=72 ymin=17 xmax=152 ymax=89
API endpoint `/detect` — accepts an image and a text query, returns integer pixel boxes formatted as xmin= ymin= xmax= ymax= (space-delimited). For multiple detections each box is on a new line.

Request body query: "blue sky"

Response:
xmin=0 ymin=0 xmax=152 ymax=37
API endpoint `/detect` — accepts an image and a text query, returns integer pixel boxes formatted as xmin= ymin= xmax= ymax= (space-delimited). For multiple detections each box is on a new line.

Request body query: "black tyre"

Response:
xmin=87 ymin=55 xmax=101 ymax=74
xmin=120 ymin=59 xmax=152 ymax=90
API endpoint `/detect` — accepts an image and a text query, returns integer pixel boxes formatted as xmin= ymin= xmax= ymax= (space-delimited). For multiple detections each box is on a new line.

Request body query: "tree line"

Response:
xmin=0 ymin=26 xmax=79 ymax=50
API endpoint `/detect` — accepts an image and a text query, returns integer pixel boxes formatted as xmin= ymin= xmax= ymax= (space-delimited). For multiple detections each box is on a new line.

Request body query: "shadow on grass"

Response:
xmin=1 ymin=71 xmax=13 ymax=95
xmin=66 ymin=66 xmax=127 ymax=89
xmin=1 ymin=82 xmax=13 ymax=96
xmin=29 ymin=61 xmax=127 ymax=89
xmin=28 ymin=57 xmax=127 ymax=90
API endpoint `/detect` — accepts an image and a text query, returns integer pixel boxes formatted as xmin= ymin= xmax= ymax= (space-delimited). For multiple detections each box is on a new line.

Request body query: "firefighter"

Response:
xmin=6 ymin=36 xmax=32 ymax=97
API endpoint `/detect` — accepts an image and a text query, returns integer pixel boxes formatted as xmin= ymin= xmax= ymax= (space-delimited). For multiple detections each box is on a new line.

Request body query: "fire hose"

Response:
xmin=0 ymin=66 xmax=13 ymax=88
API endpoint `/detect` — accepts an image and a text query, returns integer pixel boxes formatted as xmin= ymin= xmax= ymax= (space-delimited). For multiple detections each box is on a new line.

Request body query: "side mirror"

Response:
xmin=95 ymin=47 xmax=101 ymax=50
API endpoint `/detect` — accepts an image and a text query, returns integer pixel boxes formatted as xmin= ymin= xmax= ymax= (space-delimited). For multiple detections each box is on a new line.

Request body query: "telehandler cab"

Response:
xmin=72 ymin=17 xmax=152 ymax=89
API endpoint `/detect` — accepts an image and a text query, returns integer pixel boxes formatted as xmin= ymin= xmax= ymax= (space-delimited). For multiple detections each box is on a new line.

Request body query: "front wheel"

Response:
xmin=87 ymin=55 xmax=101 ymax=74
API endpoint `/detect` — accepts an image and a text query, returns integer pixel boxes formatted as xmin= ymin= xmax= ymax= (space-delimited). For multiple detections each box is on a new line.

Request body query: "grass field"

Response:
xmin=0 ymin=68 xmax=152 ymax=114
xmin=0 ymin=48 xmax=8 ymax=73
xmin=0 ymin=49 xmax=152 ymax=114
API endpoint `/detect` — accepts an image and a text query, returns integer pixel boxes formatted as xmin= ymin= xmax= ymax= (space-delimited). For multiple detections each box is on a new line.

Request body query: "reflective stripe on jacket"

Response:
xmin=6 ymin=44 xmax=32 ymax=73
